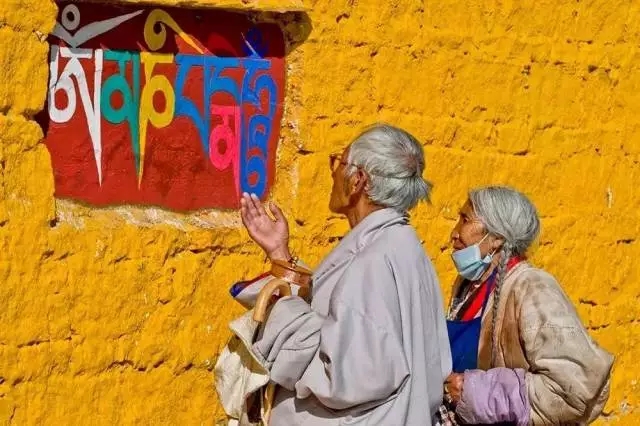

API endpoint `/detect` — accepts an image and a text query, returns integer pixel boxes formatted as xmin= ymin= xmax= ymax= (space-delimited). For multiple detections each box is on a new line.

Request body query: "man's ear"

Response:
xmin=349 ymin=168 xmax=368 ymax=196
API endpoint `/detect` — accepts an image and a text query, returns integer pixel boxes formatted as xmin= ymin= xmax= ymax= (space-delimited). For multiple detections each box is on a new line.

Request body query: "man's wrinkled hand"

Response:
xmin=240 ymin=192 xmax=291 ymax=261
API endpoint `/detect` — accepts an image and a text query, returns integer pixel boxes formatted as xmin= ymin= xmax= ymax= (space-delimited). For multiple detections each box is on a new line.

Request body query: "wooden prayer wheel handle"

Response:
xmin=253 ymin=279 xmax=292 ymax=323
xmin=253 ymin=259 xmax=313 ymax=323
xmin=270 ymin=259 xmax=312 ymax=288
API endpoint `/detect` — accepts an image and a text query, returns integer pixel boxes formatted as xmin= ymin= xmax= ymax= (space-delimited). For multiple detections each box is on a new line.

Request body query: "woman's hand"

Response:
xmin=240 ymin=192 xmax=291 ymax=261
xmin=444 ymin=372 xmax=464 ymax=405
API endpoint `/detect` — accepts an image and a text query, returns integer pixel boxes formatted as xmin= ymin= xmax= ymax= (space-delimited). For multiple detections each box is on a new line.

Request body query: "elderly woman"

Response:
xmin=442 ymin=186 xmax=614 ymax=425
xmin=237 ymin=124 xmax=452 ymax=425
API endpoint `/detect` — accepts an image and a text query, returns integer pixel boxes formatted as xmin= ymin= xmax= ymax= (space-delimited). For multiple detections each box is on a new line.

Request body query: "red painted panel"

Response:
xmin=42 ymin=2 xmax=285 ymax=211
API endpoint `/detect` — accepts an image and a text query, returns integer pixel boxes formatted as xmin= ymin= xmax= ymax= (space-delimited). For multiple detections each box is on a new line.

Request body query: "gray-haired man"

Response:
xmin=239 ymin=124 xmax=452 ymax=425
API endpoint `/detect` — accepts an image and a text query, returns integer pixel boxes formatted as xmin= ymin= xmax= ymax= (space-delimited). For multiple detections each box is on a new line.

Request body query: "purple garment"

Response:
xmin=456 ymin=368 xmax=530 ymax=426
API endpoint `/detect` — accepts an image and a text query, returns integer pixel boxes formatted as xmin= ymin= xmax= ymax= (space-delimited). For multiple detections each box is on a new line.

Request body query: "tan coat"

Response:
xmin=471 ymin=262 xmax=614 ymax=425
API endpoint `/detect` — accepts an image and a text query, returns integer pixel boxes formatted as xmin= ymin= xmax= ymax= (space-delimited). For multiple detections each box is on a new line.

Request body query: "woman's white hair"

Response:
xmin=469 ymin=185 xmax=540 ymax=367
xmin=470 ymin=186 xmax=541 ymax=256
xmin=346 ymin=123 xmax=432 ymax=213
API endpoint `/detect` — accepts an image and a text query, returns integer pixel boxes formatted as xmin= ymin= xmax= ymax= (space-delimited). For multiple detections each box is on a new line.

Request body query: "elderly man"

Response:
xmin=238 ymin=124 xmax=452 ymax=425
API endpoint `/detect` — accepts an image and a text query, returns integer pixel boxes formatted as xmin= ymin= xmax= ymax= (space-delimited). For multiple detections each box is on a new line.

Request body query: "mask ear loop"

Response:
xmin=478 ymin=233 xmax=497 ymax=260
xmin=477 ymin=232 xmax=490 ymax=245
xmin=479 ymin=233 xmax=488 ymax=243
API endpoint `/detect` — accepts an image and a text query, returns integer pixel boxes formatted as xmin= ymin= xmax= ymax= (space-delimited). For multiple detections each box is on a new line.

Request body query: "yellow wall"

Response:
xmin=1 ymin=0 xmax=638 ymax=424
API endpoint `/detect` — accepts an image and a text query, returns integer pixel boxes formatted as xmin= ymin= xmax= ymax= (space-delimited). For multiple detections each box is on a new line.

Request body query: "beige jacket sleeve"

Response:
xmin=514 ymin=269 xmax=614 ymax=424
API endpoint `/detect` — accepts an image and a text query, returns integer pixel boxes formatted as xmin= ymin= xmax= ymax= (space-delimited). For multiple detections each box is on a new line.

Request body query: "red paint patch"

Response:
xmin=43 ymin=2 xmax=285 ymax=211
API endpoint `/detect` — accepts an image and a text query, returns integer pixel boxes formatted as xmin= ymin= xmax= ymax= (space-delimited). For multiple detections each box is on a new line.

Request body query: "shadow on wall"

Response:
xmin=35 ymin=1 xmax=311 ymax=214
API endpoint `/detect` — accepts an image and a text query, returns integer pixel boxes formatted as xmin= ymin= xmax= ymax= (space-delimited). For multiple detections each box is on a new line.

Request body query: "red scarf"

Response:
xmin=460 ymin=256 xmax=523 ymax=321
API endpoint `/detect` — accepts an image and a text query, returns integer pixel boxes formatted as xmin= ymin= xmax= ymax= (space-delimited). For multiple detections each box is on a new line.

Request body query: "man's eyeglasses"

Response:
xmin=329 ymin=153 xmax=353 ymax=172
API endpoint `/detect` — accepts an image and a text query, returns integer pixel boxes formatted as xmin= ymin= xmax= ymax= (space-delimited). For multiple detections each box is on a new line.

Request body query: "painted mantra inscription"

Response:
xmin=43 ymin=2 xmax=285 ymax=210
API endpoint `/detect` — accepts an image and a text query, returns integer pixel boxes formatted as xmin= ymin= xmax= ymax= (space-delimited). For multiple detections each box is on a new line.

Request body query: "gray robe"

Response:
xmin=252 ymin=208 xmax=452 ymax=425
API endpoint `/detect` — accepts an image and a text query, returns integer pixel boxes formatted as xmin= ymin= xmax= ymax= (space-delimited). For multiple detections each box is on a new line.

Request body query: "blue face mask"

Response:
xmin=451 ymin=234 xmax=494 ymax=281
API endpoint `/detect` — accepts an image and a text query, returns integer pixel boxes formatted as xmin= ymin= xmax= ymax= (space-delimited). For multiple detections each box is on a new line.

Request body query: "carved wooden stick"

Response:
xmin=252 ymin=261 xmax=312 ymax=425
xmin=253 ymin=259 xmax=312 ymax=323
xmin=252 ymin=278 xmax=292 ymax=323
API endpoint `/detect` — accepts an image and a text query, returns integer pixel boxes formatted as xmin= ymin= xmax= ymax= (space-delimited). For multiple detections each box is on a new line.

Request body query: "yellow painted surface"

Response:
xmin=0 ymin=0 xmax=639 ymax=424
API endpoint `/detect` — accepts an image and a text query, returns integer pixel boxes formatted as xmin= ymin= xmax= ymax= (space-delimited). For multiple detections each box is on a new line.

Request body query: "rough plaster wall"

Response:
xmin=0 ymin=0 xmax=639 ymax=424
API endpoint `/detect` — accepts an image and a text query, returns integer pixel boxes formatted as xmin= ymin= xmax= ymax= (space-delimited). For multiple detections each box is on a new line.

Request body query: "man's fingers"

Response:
xmin=240 ymin=200 xmax=252 ymax=226
xmin=241 ymin=193 xmax=257 ymax=219
xmin=269 ymin=202 xmax=285 ymax=222
xmin=249 ymin=193 xmax=266 ymax=217
xmin=240 ymin=194 xmax=250 ymax=216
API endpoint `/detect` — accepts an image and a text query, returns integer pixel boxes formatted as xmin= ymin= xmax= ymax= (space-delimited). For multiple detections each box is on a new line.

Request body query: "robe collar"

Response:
xmin=313 ymin=208 xmax=409 ymax=282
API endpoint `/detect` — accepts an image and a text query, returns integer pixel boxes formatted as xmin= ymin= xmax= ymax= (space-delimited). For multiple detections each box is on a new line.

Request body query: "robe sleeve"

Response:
xmin=456 ymin=367 xmax=529 ymax=425
xmin=252 ymin=253 xmax=410 ymax=411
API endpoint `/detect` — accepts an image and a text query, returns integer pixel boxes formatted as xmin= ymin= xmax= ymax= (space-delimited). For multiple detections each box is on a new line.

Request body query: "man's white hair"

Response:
xmin=346 ymin=123 xmax=432 ymax=213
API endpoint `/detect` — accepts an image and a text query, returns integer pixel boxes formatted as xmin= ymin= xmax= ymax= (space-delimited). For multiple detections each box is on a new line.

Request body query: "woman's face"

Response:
xmin=451 ymin=199 xmax=499 ymax=257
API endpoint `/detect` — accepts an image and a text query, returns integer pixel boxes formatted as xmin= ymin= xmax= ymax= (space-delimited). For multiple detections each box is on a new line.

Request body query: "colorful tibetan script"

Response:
xmin=43 ymin=2 xmax=285 ymax=211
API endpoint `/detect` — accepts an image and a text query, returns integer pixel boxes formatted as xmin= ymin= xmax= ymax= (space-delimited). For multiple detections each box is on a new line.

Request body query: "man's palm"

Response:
xmin=240 ymin=193 xmax=289 ymax=259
